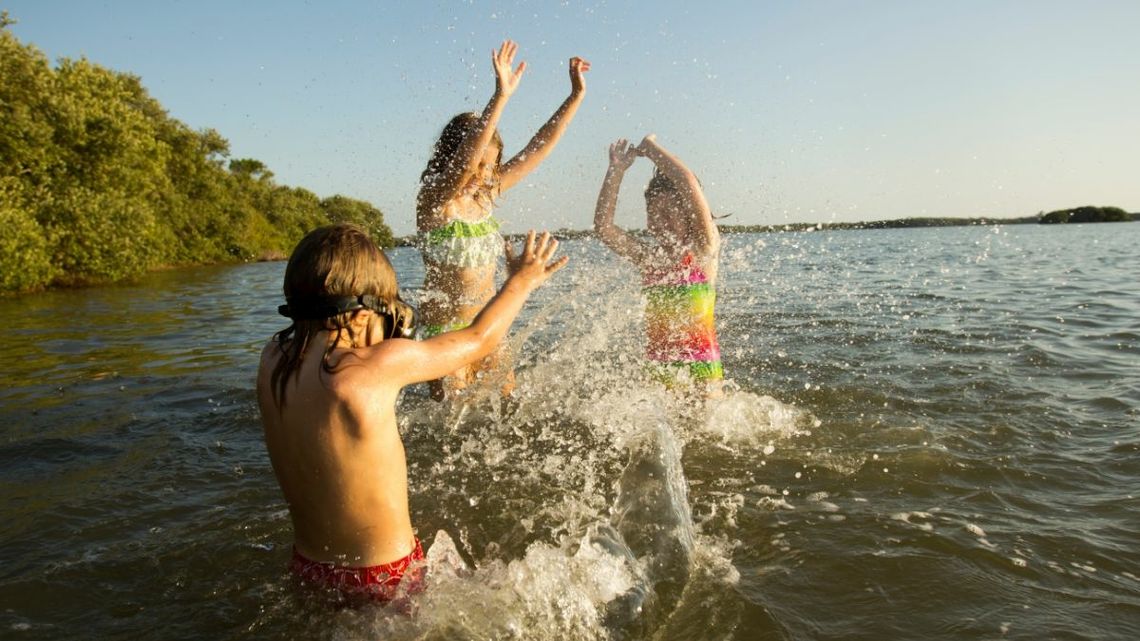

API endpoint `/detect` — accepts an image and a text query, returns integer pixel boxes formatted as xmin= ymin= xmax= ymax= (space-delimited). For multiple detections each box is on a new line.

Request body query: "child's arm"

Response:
xmin=498 ymin=56 xmax=590 ymax=192
xmin=637 ymin=134 xmax=719 ymax=251
xmin=380 ymin=231 xmax=567 ymax=386
xmin=418 ymin=41 xmax=525 ymax=213
xmin=594 ymin=139 xmax=651 ymax=265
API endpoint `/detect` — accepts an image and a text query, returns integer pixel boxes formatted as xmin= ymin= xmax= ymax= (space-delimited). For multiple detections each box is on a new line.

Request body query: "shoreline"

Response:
xmin=393 ymin=212 xmax=1140 ymax=246
xmin=5 ymin=214 xmax=1134 ymax=295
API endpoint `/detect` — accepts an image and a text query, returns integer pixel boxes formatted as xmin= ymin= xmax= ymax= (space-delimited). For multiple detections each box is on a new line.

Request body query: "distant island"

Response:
xmin=714 ymin=205 xmax=1136 ymax=234
xmin=395 ymin=205 xmax=1137 ymax=245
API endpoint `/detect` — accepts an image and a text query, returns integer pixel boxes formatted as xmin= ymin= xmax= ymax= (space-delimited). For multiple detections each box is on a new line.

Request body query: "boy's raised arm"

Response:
xmin=381 ymin=231 xmax=567 ymax=386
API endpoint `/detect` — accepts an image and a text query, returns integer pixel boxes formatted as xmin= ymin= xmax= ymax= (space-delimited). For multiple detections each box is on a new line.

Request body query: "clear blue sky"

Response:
xmin=7 ymin=1 xmax=1139 ymax=236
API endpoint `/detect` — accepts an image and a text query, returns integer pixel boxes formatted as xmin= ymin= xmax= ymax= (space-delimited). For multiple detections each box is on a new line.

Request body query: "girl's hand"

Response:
xmin=569 ymin=56 xmax=591 ymax=95
xmin=504 ymin=231 xmax=568 ymax=289
xmin=636 ymin=133 xmax=658 ymax=155
xmin=493 ymin=40 xmax=526 ymax=98
xmin=608 ymin=139 xmax=638 ymax=172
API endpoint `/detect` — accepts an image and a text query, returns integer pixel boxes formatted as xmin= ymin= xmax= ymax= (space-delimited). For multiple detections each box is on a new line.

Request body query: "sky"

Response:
xmin=6 ymin=1 xmax=1139 ymax=236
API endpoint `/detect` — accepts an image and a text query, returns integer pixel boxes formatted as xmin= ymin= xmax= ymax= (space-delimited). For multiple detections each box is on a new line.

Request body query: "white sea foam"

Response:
xmin=338 ymin=529 xmax=637 ymax=641
xmin=891 ymin=511 xmax=935 ymax=531
xmin=699 ymin=390 xmax=814 ymax=446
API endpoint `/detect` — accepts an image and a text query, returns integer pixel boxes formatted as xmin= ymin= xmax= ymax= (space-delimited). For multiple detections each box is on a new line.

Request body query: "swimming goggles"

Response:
xmin=278 ymin=294 xmax=415 ymax=339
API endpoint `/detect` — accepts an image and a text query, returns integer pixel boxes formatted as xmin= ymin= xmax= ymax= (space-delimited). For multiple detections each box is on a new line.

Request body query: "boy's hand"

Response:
xmin=505 ymin=231 xmax=568 ymax=289
xmin=493 ymin=40 xmax=526 ymax=98
xmin=569 ymin=56 xmax=591 ymax=95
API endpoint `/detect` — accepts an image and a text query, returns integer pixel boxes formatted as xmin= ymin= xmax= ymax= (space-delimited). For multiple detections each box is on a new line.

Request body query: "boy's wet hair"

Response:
xmin=271 ymin=223 xmax=399 ymax=406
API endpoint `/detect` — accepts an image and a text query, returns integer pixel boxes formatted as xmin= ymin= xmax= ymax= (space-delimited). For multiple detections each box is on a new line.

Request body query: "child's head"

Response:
xmin=282 ymin=222 xmax=398 ymax=316
xmin=271 ymin=223 xmax=404 ymax=404
xmin=644 ymin=170 xmax=691 ymax=244
xmin=422 ymin=112 xmax=504 ymax=192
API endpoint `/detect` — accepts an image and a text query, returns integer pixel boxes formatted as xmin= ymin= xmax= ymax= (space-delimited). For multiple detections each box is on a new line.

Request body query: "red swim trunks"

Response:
xmin=290 ymin=538 xmax=425 ymax=604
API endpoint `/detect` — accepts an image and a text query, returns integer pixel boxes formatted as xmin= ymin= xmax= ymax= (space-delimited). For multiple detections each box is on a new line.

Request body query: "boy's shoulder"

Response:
xmin=259 ymin=338 xmax=279 ymax=360
xmin=257 ymin=339 xmax=280 ymax=379
xmin=330 ymin=338 xmax=421 ymax=388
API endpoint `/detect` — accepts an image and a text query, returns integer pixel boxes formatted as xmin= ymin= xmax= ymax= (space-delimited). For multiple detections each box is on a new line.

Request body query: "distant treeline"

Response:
xmin=0 ymin=14 xmax=393 ymax=294
xmin=714 ymin=206 xmax=1135 ymax=234
xmin=443 ymin=206 xmax=1131 ymax=244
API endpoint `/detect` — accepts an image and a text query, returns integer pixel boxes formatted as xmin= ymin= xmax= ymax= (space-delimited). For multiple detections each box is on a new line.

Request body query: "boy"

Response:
xmin=256 ymin=224 xmax=566 ymax=603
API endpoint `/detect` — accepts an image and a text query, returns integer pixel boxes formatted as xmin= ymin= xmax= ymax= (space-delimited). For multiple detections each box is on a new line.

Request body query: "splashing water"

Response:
xmin=316 ymin=247 xmax=799 ymax=639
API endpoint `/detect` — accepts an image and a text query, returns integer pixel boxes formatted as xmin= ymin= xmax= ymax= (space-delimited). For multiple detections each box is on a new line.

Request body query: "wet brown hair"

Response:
xmin=419 ymin=112 xmax=504 ymax=208
xmin=644 ymin=169 xmax=693 ymax=239
xmin=644 ymin=169 xmax=726 ymax=238
xmin=644 ymin=168 xmax=678 ymax=200
xmin=270 ymin=224 xmax=398 ymax=406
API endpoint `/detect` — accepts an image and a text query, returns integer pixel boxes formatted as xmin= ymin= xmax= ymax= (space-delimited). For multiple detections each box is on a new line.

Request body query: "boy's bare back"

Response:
xmin=257 ymin=337 xmax=415 ymax=567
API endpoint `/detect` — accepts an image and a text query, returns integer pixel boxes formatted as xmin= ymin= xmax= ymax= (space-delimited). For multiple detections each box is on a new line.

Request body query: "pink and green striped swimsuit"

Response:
xmin=642 ymin=251 xmax=724 ymax=383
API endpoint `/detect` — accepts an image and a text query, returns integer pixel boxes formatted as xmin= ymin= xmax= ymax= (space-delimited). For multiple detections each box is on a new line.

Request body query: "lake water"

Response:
xmin=1 ymin=223 xmax=1137 ymax=640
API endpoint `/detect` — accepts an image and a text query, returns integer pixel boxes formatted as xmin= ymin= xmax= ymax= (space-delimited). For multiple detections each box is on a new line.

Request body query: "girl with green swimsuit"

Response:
xmin=416 ymin=40 xmax=589 ymax=400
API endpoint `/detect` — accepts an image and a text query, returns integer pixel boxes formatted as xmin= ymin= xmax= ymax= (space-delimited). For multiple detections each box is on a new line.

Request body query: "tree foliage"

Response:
xmin=320 ymin=195 xmax=395 ymax=248
xmin=0 ymin=21 xmax=393 ymax=293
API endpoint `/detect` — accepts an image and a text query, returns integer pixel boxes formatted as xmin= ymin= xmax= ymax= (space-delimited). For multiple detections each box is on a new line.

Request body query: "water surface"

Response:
xmin=1 ymin=223 xmax=1137 ymax=640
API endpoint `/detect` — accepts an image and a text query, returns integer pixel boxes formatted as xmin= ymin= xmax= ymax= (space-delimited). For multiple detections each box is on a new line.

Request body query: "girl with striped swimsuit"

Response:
xmin=593 ymin=135 xmax=724 ymax=392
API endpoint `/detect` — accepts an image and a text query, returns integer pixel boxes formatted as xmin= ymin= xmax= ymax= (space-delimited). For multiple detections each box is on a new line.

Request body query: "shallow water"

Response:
xmin=1 ymin=224 xmax=1138 ymax=640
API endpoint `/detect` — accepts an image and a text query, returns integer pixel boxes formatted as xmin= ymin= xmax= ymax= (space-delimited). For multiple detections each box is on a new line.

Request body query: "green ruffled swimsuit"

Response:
xmin=417 ymin=212 xmax=503 ymax=338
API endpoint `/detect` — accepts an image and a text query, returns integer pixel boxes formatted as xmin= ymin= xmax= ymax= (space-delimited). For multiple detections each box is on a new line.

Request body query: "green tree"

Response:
xmin=321 ymin=195 xmax=395 ymax=247
xmin=0 ymin=19 xmax=54 ymax=187
xmin=1 ymin=20 xmax=61 ymax=289
xmin=0 ymin=18 xmax=397 ymax=293
xmin=229 ymin=158 xmax=273 ymax=181
xmin=0 ymin=178 xmax=54 ymax=290
xmin=37 ymin=58 xmax=170 ymax=281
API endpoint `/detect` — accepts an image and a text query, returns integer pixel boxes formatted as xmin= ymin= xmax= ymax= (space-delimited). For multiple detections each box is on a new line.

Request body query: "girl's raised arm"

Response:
xmin=418 ymin=41 xmax=526 ymax=217
xmin=637 ymin=135 xmax=718 ymax=252
xmin=498 ymin=56 xmax=590 ymax=192
xmin=594 ymin=139 xmax=651 ymax=266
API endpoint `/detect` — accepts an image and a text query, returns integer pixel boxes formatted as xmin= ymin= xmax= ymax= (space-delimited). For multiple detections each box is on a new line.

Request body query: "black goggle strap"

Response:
xmin=277 ymin=294 xmax=390 ymax=321
xmin=278 ymin=295 xmax=414 ymax=339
